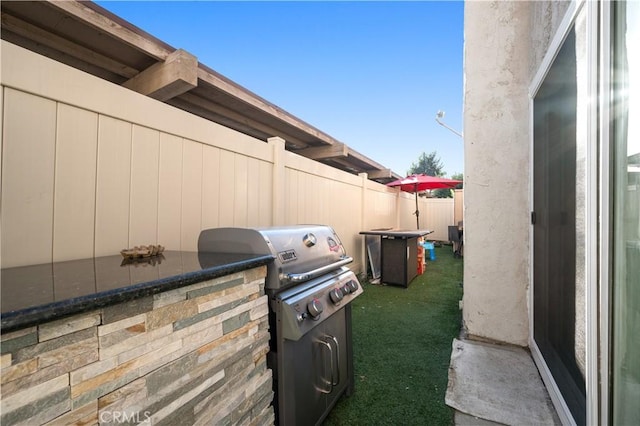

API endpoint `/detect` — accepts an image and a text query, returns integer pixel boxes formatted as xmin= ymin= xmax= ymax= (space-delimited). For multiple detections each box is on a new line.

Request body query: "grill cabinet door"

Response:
xmin=279 ymin=307 xmax=349 ymax=426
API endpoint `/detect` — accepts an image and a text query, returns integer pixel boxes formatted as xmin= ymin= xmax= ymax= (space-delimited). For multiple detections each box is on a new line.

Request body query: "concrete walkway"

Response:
xmin=445 ymin=338 xmax=561 ymax=425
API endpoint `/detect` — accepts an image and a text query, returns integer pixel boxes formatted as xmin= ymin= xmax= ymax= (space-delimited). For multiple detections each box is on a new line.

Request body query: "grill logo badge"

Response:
xmin=278 ymin=249 xmax=297 ymax=263
xmin=327 ymin=237 xmax=341 ymax=252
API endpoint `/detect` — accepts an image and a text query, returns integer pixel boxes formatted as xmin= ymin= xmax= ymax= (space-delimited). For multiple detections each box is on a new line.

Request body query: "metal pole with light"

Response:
xmin=435 ymin=110 xmax=463 ymax=138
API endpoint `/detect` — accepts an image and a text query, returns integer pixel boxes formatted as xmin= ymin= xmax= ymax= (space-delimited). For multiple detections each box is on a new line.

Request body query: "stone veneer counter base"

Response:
xmin=0 ymin=251 xmax=275 ymax=425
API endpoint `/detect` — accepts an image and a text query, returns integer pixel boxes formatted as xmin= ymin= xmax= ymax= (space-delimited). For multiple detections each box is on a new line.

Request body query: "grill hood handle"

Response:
xmin=282 ymin=257 xmax=353 ymax=284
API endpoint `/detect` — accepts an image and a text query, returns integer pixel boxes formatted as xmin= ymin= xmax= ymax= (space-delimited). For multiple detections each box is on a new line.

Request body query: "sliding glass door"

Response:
xmin=532 ymin=5 xmax=587 ymax=425
xmin=610 ymin=1 xmax=639 ymax=424
xmin=530 ymin=2 xmax=639 ymax=424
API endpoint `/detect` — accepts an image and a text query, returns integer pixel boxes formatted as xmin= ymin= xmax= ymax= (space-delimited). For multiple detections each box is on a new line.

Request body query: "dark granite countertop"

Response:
xmin=359 ymin=229 xmax=433 ymax=238
xmin=1 ymin=251 xmax=274 ymax=333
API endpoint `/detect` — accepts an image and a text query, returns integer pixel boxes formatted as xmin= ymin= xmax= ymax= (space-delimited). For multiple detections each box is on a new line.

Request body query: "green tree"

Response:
xmin=407 ymin=151 xmax=445 ymax=177
xmin=433 ymin=188 xmax=453 ymax=198
xmin=433 ymin=171 xmax=463 ymax=198
xmin=407 ymin=151 xmax=463 ymax=198
xmin=451 ymin=172 xmax=464 ymax=190
xmin=408 ymin=151 xmax=452 ymax=197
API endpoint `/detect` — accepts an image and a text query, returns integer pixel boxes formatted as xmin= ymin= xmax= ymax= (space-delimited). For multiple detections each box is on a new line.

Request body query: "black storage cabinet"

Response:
xmin=359 ymin=229 xmax=433 ymax=288
xmin=381 ymin=235 xmax=418 ymax=287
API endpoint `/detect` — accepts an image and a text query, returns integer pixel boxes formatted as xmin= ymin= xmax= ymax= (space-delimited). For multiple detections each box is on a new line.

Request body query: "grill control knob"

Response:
xmin=347 ymin=280 xmax=359 ymax=293
xmin=307 ymin=298 xmax=324 ymax=319
xmin=329 ymin=288 xmax=344 ymax=304
xmin=341 ymin=284 xmax=351 ymax=295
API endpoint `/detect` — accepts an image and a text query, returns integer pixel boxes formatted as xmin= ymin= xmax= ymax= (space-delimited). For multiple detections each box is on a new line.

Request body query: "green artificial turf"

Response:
xmin=323 ymin=246 xmax=463 ymax=426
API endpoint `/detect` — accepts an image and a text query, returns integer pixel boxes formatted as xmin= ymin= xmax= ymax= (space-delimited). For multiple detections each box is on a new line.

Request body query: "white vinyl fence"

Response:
xmin=1 ymin=41 xmax=458 ymax=273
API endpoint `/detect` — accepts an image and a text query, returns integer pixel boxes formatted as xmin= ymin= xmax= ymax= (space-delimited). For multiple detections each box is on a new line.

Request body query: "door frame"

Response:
xmin=527 ymin=1 xmax=601 ymax=424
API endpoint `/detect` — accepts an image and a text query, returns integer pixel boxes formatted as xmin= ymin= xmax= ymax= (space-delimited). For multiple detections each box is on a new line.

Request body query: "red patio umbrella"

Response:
xmin=387 ymin=174 xmax=462 ymax=229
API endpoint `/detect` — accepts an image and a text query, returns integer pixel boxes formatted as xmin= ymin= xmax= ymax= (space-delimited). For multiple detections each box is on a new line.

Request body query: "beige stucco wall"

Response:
xmin=462 ymin=1 xmax=570 ymax=346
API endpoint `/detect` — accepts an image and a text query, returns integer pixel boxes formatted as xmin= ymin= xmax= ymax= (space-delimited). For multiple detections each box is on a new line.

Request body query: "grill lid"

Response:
xmin=198 ymin=225 xmax=351 ymax=290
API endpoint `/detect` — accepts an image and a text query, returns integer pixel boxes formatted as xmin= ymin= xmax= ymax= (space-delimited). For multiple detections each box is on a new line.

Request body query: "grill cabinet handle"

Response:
xmin=328 ymin=335 xmax=340 ymax=386
xmin=317 ymin=339 xmax=333 ymax=394
xmin=316 ymin=335 xmax=340 ymax=394
xmin=283 ymin=257 xmax=353 ymax=283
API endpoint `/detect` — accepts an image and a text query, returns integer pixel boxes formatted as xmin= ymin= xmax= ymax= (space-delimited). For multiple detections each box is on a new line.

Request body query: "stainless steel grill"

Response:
xmin=198 ymin=225 xmax=363 ymax=425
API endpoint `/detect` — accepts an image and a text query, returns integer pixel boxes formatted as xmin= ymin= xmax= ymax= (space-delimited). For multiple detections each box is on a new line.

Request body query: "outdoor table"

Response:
xmin=359 ymin=229 xmax=433 ymax=288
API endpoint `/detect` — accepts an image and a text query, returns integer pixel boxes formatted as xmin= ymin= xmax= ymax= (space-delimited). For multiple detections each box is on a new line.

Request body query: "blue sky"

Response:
xmin=96 ymin=1 xmax=464 ymax=177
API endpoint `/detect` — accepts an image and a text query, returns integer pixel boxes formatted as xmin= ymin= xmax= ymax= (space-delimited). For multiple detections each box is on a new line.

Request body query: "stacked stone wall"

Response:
xmin=0 ymin=266 xmax=274 ymax=425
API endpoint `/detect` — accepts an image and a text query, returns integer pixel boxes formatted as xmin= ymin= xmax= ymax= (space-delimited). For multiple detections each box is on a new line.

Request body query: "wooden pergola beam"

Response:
xmin=123 ymin=49 xmax=198 ymax=101
xmin=365 ymin=169 xmax=394 ymax=179
xmin=197 ymin=66 xmax=343 ymax=147
xmin=0 ymin=12 xmax=139 ymax=79
xmin=3 ymin=0 xmax=405 ymax=182
xmin=296 ymin=143 xmax=348 ymax=160
xmin=328 ymin=157 xmax=362 ymax=173
xmin=46 ymin=0 xmax=172 ymax=61
xmin=172 ymin=92 xmax=311 ymax=149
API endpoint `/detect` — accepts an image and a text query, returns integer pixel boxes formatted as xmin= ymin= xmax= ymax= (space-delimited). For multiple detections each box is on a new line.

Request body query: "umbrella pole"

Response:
xmin=415 ymin=191 xmax=420 ymax=229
